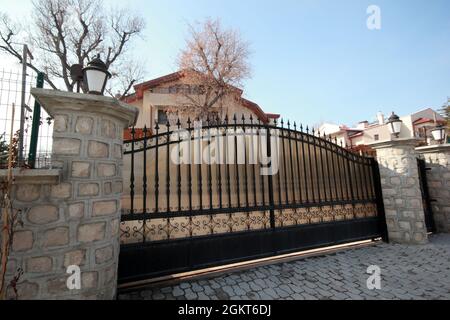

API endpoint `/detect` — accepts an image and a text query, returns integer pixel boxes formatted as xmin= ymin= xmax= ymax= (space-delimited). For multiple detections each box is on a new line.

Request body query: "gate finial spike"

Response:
xmin=300 ymin=124 xmax=303 ymax=132
xmin=241 ymin=114 xmax=245 ymax=123
xmin=176 ymin=117 xmax=181 ymax=127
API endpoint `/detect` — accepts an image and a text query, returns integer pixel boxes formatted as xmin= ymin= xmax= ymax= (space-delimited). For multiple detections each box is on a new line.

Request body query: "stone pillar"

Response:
xmin=370 ymin=138 xmax=428 ymax=244
xmin=5 ymin=89 xmax=138 ymax=300
xmin=416 ymin=144 xmax=450 ymax=233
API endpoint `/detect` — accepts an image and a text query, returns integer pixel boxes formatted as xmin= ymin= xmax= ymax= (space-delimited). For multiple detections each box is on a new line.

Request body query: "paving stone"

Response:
xmin=172 ymin=287 xmax=184 ymax=297
xmin=118 ymin=234 xmax=450 ymax=301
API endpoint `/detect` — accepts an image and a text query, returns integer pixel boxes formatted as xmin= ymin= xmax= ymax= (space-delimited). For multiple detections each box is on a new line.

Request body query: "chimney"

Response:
xmin=357 ymin=121 xmax=369 ymax=129
xmin=376 ymin=112 xmax=385 ymax=125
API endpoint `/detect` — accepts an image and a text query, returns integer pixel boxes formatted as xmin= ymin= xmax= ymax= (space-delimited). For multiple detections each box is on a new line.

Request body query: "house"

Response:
xmin=320 ymin=108 xmax=446 ymax=153
xmin=122 ymin=70 xmax=280 ymax=139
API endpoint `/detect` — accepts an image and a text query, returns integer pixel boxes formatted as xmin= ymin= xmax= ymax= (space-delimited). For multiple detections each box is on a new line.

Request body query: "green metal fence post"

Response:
xmin=28 ymin=72 xmax=45 ymax=168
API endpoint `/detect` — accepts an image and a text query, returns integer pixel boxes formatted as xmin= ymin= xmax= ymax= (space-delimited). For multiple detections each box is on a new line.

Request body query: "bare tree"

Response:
xmin=178 ymin=18 xmax=251 ymax=119
xmin=0 ymin=0 xmax=146 ymax=98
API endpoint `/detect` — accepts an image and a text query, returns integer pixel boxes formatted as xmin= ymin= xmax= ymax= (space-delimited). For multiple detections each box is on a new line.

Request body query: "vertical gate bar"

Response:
xmin=197 ymin=119 xmax=203 ymax=212
xmin=177 ymin=119 xmax=182 ymax=212
xmin=187 ymin=118 xmax=193 ymax=214
xmin=281 ymin=120 xmax=289 ymax=205
xmin=367 ymin=157 xmax=375 ymax=199
xmin=266 ymin=123 xmax=275 ymax=229
xmin=242 ymin=115 xmax=249 ymax=209
xmin=288 ymin=121 xmax=296 ymax=205
xmin=294 ymin=123 xmax=303 ymax=204
xmin=216 ymin=115 xmax=223 ymax=209
xmin=301 ymin=125 xmax=309 ymax=203
xmin=166 ymin=121 xmax=171 ymax=214
xmin=361 ymin=157 xmax=370 ymax=200
xmin=233 ymin=114 xmax=241 ymax=208
xmin=250 ymin=115 xmax=257 ymax=207
xmin=312 ymin=129 xmax=322 ymax=203
xmin=275 ymin=120 xmax=282 ymax=207
xmin=352 ymin=153 xmax=361 ymax=200
xmin=187 ymin=118 xmax=193 ymax=237
xmin=345 ymin=148 xmax=356 ymax=203
xmin=330 ymin=140 xmax=338 ymax=201
xmin=318 ymin=133 xmax=328 ymax=202
xmin=130 ymin=127 xmax=135 ymax=215
xmin=357 ymin=154 xmax=366 ymax=200
xmin=258 ymin=119 xmax=266 ymax=208
xmin=154 ymin=122 xmax=160 ymax=215
xmin=206 ymin=116 xmax=213 ymax=234
xmin=325 ymin=137 xmax=335 ymax=201
xmin=371 ymin=158 xmax=389 ymax=242
xmin=339 ymin=140 xmax=350 ymax=200
xmin=225 ymin=116 xmax=232 ymax=209
xmin=142 ymin=126 xmax=148 ymax=243
xmin=306 ymin=127 xmax=315 ymax=203
xmin=207 ymin=117 xmax=213 ymax=211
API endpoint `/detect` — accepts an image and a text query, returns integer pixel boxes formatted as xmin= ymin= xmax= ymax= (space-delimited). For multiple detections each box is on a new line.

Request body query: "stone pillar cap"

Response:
xmin=415 ymin=144 xmax=450 ymax=154
xmin=368 ymin=137 xmax=423 ymax=150
xmin=31 ymin=88 xmax=139 ymax=127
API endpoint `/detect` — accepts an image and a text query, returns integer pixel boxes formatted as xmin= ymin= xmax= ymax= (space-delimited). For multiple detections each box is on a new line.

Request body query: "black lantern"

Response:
xmin=387 ymin=112 xmax=402 ymax=138
xmin=431 ymin=125 xmax=446 ymax=144
xmin=82 ymin=54 xmax=111 ymax=95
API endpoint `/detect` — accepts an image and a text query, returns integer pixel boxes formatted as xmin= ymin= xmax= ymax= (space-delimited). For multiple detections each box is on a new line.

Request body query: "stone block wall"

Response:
xmin=371 ymin=139 xmax=428 ymax=244
xmin=416 ymin=145 xmax=450 ymax=233
xmin=4 ymin=89 xmax=137 ymax=300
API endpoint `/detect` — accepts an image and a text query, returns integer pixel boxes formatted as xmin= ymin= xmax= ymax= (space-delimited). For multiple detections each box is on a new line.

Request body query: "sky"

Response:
xmin=1 ymin=0 xmax=450 ymax=127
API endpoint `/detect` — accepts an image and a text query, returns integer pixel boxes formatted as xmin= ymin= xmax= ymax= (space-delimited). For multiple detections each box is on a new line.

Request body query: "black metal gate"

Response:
xmin=417 ymin=158 xmax=436 ymax=233
xmin=118 ymin=116 xmax=387 ymax=284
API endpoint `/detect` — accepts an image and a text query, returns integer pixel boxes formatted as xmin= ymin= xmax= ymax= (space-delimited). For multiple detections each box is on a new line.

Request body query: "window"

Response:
xmin=374 ymin=134 xmax=379 ymax=141
xmin=157 ymin=109 xmax=168 ymax=124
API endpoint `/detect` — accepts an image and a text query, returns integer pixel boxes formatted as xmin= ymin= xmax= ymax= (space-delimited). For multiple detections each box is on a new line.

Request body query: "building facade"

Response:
xmin=320 ymin=108 xmax=446 ymax=153
xmin=122 ymin=70 xmax=279 ymax=138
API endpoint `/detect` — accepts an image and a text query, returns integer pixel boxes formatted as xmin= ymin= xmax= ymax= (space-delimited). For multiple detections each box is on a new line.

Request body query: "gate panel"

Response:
xmin=119 ymin=117 xmax=386 ymax=284
xmin=417 ymin=158 xmax=436 ymax=233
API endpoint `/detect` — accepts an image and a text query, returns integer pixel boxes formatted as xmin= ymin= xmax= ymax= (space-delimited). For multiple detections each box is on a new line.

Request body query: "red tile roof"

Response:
xmin=413 ymin=117 xmax=446 ymax=125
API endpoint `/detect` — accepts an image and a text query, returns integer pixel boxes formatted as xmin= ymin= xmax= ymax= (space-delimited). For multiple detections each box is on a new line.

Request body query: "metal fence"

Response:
xmin=121 ymin=117 xmax=382 ymax=243
xmin=118 ymin=115 xmax=387 ymax=282
xmin=0 ymin=68 xmax=53 ymax=169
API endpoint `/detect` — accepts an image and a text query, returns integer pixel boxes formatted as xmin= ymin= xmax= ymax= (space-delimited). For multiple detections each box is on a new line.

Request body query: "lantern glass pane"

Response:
xmin=389 ymin=121 xmax=402 ymax=135
xmin=86 ymin=69 xmax=106 ymax=93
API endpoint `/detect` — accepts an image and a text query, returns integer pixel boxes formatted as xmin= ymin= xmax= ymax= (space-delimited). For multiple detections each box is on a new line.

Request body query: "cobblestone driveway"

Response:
xmin=118 ymin=234 xmax=450 ymax=300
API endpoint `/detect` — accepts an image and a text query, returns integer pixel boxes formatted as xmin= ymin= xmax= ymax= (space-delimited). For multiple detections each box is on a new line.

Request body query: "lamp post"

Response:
xmin=431 ymin=125 xmax=446 ymax=144
xmin=387 ymin=112 xmax=402 ymax=138
xmin=81 ymin=55 xmax=111 ymax=95
xmin=70 ymin=55 xmax=111 ymax=96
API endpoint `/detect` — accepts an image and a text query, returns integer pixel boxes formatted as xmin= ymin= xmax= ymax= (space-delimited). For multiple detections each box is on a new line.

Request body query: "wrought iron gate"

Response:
xmin=417 ymin=158 xmax=436 ymax=233
xmin=118 ymin=116 xmax=387 ymax=284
